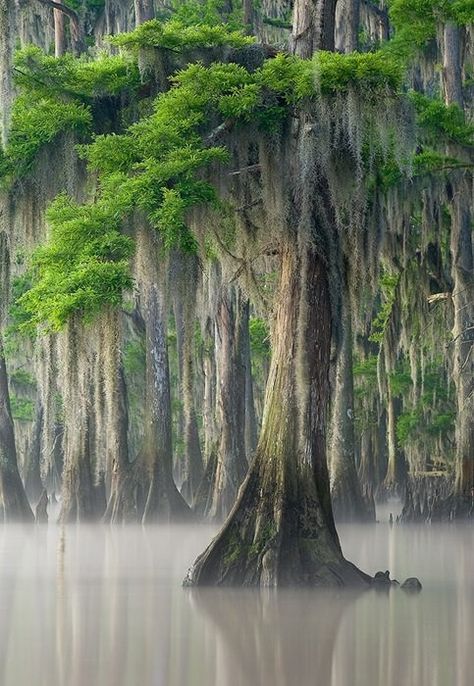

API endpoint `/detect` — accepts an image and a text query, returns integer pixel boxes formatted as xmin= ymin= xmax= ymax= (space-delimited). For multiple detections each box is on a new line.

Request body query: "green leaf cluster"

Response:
xmin=14 ymin=46 xmax=140 ymax=101
xmin=0 ymin=95 xmax=91 ymax=185
xmin=109 ymin=18 xmax=253 ymax=51
xmin=410 ymin=91 xmax=474 ymax=146
xmin=18 ymin=195 xmax=134 ymax=331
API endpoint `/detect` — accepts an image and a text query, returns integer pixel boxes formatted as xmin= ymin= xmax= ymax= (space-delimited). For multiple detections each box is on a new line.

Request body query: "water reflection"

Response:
xmin=0 ymin=523 xmax=472 ymax=685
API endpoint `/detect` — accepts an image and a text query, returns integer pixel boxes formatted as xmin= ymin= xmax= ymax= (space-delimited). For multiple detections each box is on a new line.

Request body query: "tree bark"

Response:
xmin=0 ymin=337 xmax=34 ymax=522
xmin=0 ymin=0 xmax=15 ymax=147
xmin=53 ymin=0 xmax=66 ymax=57
xmin=205 ymin=285 xmax=248 ymax=521
xmin=185 ymin=243 xmax=370 ymax=586
xmin=36 ymin=0 xmax=85 ymax=55
xmin=24 ymin=403 xmax=44 ymax=504
xmin=243 ymin=310 xmax=258 ymax=458
xmin=134 ymin=0 xmax=154 ymax=26
xmin=451 ymin=186 xmax=474 ymax=509
xmin=136 ymin=229 xmax=191 ymax=523
xmin=59 ymin=318 xmax=101 ymax=522
xmin=335 ymin=0 xmax=360 ymax=53
xmin=330 ymin=287 xmax=372 ymax=521
xmin=292 ymin=0 xmax=338 ymax=57
xmin=443 ymin=22 xmax=463 ymax=109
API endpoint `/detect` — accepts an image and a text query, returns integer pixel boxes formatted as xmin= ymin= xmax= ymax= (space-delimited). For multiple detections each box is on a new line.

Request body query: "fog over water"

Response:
xmin=0 ymin=508 xmax=473 ymax=686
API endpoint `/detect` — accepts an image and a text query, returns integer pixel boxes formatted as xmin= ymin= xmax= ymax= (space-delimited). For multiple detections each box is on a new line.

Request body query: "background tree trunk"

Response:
xmin=0 ymin=337 xmax=34 ymax=522
xmin=205 ymin=285 xmax=248 ymax=520
xmin=292 ymin=0 xmax=338 ymax=56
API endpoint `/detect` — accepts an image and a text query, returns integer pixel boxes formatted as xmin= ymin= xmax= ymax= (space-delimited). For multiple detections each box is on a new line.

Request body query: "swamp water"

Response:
xmin=0 ymin=514 xmax=473 ymax=685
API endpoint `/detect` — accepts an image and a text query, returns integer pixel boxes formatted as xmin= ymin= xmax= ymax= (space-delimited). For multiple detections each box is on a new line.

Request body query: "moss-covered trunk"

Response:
xmin=0 ymin=337 xmax=34 ymax=522
xmin=451 ymin=187 xmax=474 ymax=512
xmin=205 ymin=285 xmax=248 ymax=520
xmin=185 ymin=243 xmax=370 ymax=586
xmin=137 ymin=228 xmax=191 ymax=522
xmin=330 ymin=287 xmax=372 ymax=521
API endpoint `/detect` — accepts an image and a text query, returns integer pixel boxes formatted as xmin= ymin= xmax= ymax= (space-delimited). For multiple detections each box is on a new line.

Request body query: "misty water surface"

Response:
xmin=0 ymin=511 xmax=472 ymax=686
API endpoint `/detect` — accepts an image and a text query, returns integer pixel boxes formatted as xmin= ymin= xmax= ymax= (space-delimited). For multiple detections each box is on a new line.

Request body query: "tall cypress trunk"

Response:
xmin=24 ymin=403 xmax=44 ymax=504
xmin=450 ymin=186 xmax=473 ymax=509
xmin=172 ymin=254 xmax=204 ymax=505
xmin=137 ymin=228 xmax=191 ymax=522
xmin=0 ymin=336 xmax=34 ymax=522
xmin=0 ymin=0 xmax=14 ymax=147
xmin=292 ymin=0 xmax=337 ymax=56
xmin=441 ymin=23 xmax=473 ymax=513
xmin=205 ymin=285 xmax=248 ymax=521
xmin=442 ymin=23 xmax=463 ymax=109
xmin=186 ymin=243 xmax=370 ymax=586
xmin=59 ymin=318 xmax=100 ymax=522
xmin=54 ymin=0 xmax=66 ymax=57
xmin=335 ymin=0 xmax=360 ymax=53
xmin=134 ymin=0 xmax=154 ymax=25
xmin=330 ymin=288 xmax=371 ymax=521
xmin=243 ymin=311 xmax=258 ymax=457
xmin=103 ymin=310 xmax=137 ymax=523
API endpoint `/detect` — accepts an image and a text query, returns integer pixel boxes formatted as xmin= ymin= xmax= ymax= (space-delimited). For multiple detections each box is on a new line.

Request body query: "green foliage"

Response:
xmin=259 ymin=51 xmax=403 ymax=103
xmin=18 ymin=24 xmax=405 ymax=330
xmin=410 ymin=91 xmax=474 ymax=146
xmin=394 ymin=359 xmax=456 ymax=447
xmin=18 ymin=195 xmax=134 ymax=331
xmin=369 ymin=271 xmax=399 ymax=342
xmin=249 ymin=317 xmax=270 ymax=357
xmin=10 ymin=369 xmax=37 ymax=389
xmin=14 ymin=46 xmax=140 ymax=101
xmin=109 ymin=18 xmax=253 ymax=51
xmin=389 ymin=0 xmax=474 ymax=58
xmin=10 ymin=397 xmax=35 ymax=422
xmin=0 ymin=96 xmax=91 ymax=184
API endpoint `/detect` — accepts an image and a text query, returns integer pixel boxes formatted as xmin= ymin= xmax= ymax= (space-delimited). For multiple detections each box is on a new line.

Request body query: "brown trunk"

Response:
xmin=335 ymin=0 xmax=360 ymax=52
xmin=103 ymin=311 xmax=138 ymax=523
xmin=137 ymin=229 xmax=191 ymax=523
xmin=205 ymin=285 xmax=248 ymax=521
xmin=292 ymin=0 xmax=337 ymax=57
xmin=0 ymin=337 xmax=34 ymax=522
xmin=185 ymin=244 xmax=370 ymax=586
xmin=0 ymin=0 xmax=14 ymax=147
xmin=24 ymin=403 xmax=44 ymax=504
xmin=59 ymin=319 xmax=101 ymax=523
xmin=443 ymin=23 xmax=463 ymax=109
xmin=243 ymin=310 xmax=258 ymax=458
xmin=451 ymin=186 xmax=474 ymax=508
xmin=330 ymin=287 xmax=372 ymax=521
xmin=54 ymin=0 xmax=66 ymax=57
xmin=134 ymin=0 xmax=154 ymax=25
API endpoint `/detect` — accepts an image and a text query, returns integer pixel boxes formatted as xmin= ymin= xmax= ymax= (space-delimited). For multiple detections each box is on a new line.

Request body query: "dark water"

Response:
xmin=0 ymin=513 xmax=473 ymax=685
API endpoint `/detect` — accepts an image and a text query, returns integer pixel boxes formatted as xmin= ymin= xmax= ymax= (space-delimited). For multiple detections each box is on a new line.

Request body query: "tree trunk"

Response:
xmin=330 ymin=289 xmax=371 ymax=521
xmin=136 ymin=229 xmax=191 ymax=523
xmin=335 ymin=0 xmax=360 ymax=53
xmin=53 ymin=0 xmax=66 ymax=57
xmin=0 ymin=0 xmax=14 ymax=147
xmin=451 ymin=185 xmax=474 ymax=511
xmin=243 ymin=310 xmax=258 ymax=458
xmin=205 ymin=285 xmax=248 ymax=521
xmin=103 ymin=310 xmax=138 ymax=523
xmin=59 ymin=319 xmax=101 ymax=522
xmin=134 ymin=0 xmax=154 ymax=25
xmin=0 ymin=337 xmax=34 ymax=522
xmin=292 ymin=0 xmax=338 ymax=57
xmin=185 ymin=244 xmax=370 ymax=586
xmin=24 ymin=403 xmax=44 ymax=504
xmin=443 ymin=23 xmax=463 ymax=109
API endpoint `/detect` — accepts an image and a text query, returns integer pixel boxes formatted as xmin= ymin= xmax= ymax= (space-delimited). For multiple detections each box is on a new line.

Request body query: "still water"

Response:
xmin=0 ymin=512 xmax=473 ymax=685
